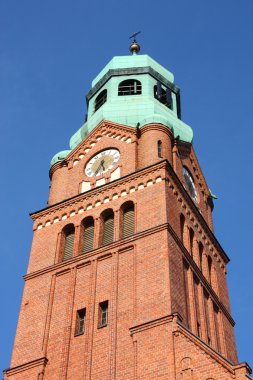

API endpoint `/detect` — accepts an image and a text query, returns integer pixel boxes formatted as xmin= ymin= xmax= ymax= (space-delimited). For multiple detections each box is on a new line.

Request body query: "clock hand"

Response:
xmin=101 ymin=159 xmax=105 ymax=171
xmin=94 ymin=162 xmax=102 ymax=176
xmin=94 ymin=159 xmax=105 ymax=176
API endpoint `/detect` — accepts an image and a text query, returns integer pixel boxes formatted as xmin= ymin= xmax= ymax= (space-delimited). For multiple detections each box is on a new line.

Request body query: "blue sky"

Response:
xmin=0 ymin=0 xmax=252 ymax=372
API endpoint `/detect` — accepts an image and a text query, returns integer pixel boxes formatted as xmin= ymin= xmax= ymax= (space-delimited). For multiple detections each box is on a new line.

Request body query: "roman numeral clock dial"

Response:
xmin=85 ymin=149 xmax=120 ymax=178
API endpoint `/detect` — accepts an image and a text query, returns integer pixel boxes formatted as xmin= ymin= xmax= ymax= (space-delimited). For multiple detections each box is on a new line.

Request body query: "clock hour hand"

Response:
xmin=94 ymin=159 xmax=105 ymax=176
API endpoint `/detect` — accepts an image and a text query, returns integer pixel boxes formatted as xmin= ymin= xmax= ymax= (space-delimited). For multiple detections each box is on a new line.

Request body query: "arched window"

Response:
xmin=62 ymin=224 xmax=75 ymax=261
xmin=101 ymin=209 xmax=114 ymax=246
xmin=118 ymin=79 xmax=141 ymax=96
xmin=158 ymin=140 xmax=162 ymax=158
xmin=154 ymin=82 xmax=172 ymax=108
xmin=82 ymin=217 xmax=94 ymax=254
xmin=122 ymin=202 xmax=135 ymax=238
xmin=208 ymin=256 xmax=212 ymax=284
xmin=94 ymin=89 xmax=107 ymax=112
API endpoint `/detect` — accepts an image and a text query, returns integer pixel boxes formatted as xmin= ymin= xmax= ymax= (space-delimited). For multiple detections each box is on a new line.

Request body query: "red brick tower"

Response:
xmin=4 ymin=44 xmax=252 ymax=379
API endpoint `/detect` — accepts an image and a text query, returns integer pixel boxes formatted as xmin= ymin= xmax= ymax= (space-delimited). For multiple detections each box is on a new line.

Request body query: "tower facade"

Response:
xmin=4 ymin=51 xmax=252 ymax=380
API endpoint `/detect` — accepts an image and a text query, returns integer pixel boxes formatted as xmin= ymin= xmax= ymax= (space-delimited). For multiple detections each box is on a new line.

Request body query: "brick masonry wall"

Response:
xmin=4 ymin=121 xmax=251 ymax=380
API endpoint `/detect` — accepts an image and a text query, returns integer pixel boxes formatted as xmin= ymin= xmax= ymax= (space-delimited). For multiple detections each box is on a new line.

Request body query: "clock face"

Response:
xmin=85 ymin=149 xmax=120 ymax=177
xmin=183 ymin=167 xmax=198 ymax=203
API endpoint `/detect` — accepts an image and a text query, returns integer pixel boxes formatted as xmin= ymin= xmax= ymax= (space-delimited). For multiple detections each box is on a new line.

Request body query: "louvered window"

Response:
xmin=122 ymin=206 xmax=135 ymax=238
xmin=83 ymin=221 xmax=94 ymax=253
xmin=102 ymin=214 xmax=114 ymax=246
xmin=63 ymin=229 xmax=74 ymax=261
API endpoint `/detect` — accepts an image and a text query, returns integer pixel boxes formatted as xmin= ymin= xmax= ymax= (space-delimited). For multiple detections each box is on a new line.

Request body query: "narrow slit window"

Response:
xmin=158 ymin=140 xmax=162 ymax=158
xmin=189 ymin=228 xmax=194 ymax=256
xmin=98 ymin=301 xmax=108 ymax=328
xmin=75 ymin=308 xmax=86 ymax=336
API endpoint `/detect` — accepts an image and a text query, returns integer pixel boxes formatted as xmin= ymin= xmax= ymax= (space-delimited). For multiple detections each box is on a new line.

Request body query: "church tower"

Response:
xmin=4 ymin=40 xmax=252 ymax=379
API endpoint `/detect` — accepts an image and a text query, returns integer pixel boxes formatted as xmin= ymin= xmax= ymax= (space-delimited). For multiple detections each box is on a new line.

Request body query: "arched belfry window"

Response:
xmin=82 ymin=217 xmax=94 ymax=254
xmin=62 ymin=224 xmax=75 ymax=261
xmin=122 ymin=202 xmax=135 ymax=238
xmin=94 ymin=89 xmax=107 ymax=112
xmin=154 ymin=82 xmax=172 ymax=109
xmin=101 ymin=209 xmax=114 ymax=246
xmin=118 ymin=79 xmax=142 ymax=96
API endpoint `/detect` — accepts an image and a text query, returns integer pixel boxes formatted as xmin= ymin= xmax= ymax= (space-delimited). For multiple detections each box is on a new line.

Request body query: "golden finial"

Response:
xmin=129 ymin=31 xmax=141 ymax=55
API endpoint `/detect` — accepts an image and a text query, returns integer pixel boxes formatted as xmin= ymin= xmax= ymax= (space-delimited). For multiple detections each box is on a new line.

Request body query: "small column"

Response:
xmin=187 ymin=268 xmax=197 ymax=334
xmin=193 ymin=237 xmax=199 ymax=265
xmin=202 ymin=253 xmax=209 ymax=280
xmin=114 ymin=209 xmax=121 ymax=241
xmin=218 ymin=311 xmax=227 ymax=357
xmin=184 ymin=226 xmax=191 ymax=252
xmin=198 ymin=284 xmax=208 ymax=342
xmin=73 ymin=225 xmax=81 ymax=257
xmin=207 ymin=297 xmax=217 ymax=350
xmin=94 ymin=217 xmax=101 ymax=249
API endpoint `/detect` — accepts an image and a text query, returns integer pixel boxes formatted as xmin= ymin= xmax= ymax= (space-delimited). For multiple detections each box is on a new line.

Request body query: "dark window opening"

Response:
xmin=75 ymin=308 xmax=86 ymax=336
xmin=118 ymin=79 xmax=141 ymax=96
xmin=154 ymin=82 xmax=172 ymax=108
xmin=94 ymin=89 xmax=107 ymax=112
xmin=180 ymin=214 xmax=185 ymax=243
xmin=199 ymin=242 xmax=203 ymax=271
xmin=208 ymin=256 xmax=212 ymax=284
xmin=189 ymin=228 xmax=194 ymax=256
xmin=98 ymin=301 xmax=108 ymax=328
xmin=197 ymin=321 xmax=201 ymax=337
xmin=158 ymin=140 xmax=162 ymax=158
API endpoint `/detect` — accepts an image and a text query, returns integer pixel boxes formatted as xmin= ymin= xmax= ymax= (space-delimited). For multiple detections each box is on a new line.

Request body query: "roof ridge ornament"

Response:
xmin=129 ymin=31 xmax=141 ymax=55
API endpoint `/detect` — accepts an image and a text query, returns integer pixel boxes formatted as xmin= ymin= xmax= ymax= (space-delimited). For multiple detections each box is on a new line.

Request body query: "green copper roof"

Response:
xmin=50 ymin=53 xmax=194 ymax=167
xmin=92 ymin=54 xmax=174 ymax=87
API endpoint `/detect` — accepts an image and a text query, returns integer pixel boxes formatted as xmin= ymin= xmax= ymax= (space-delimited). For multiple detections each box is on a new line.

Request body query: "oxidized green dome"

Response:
xmin=51 ymin=54 xmax=193 ymax=167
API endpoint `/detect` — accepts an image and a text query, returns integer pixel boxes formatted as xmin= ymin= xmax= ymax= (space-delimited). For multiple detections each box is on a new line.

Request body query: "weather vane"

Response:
xmin=129 ymin=31 xmax=141 ymax=55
